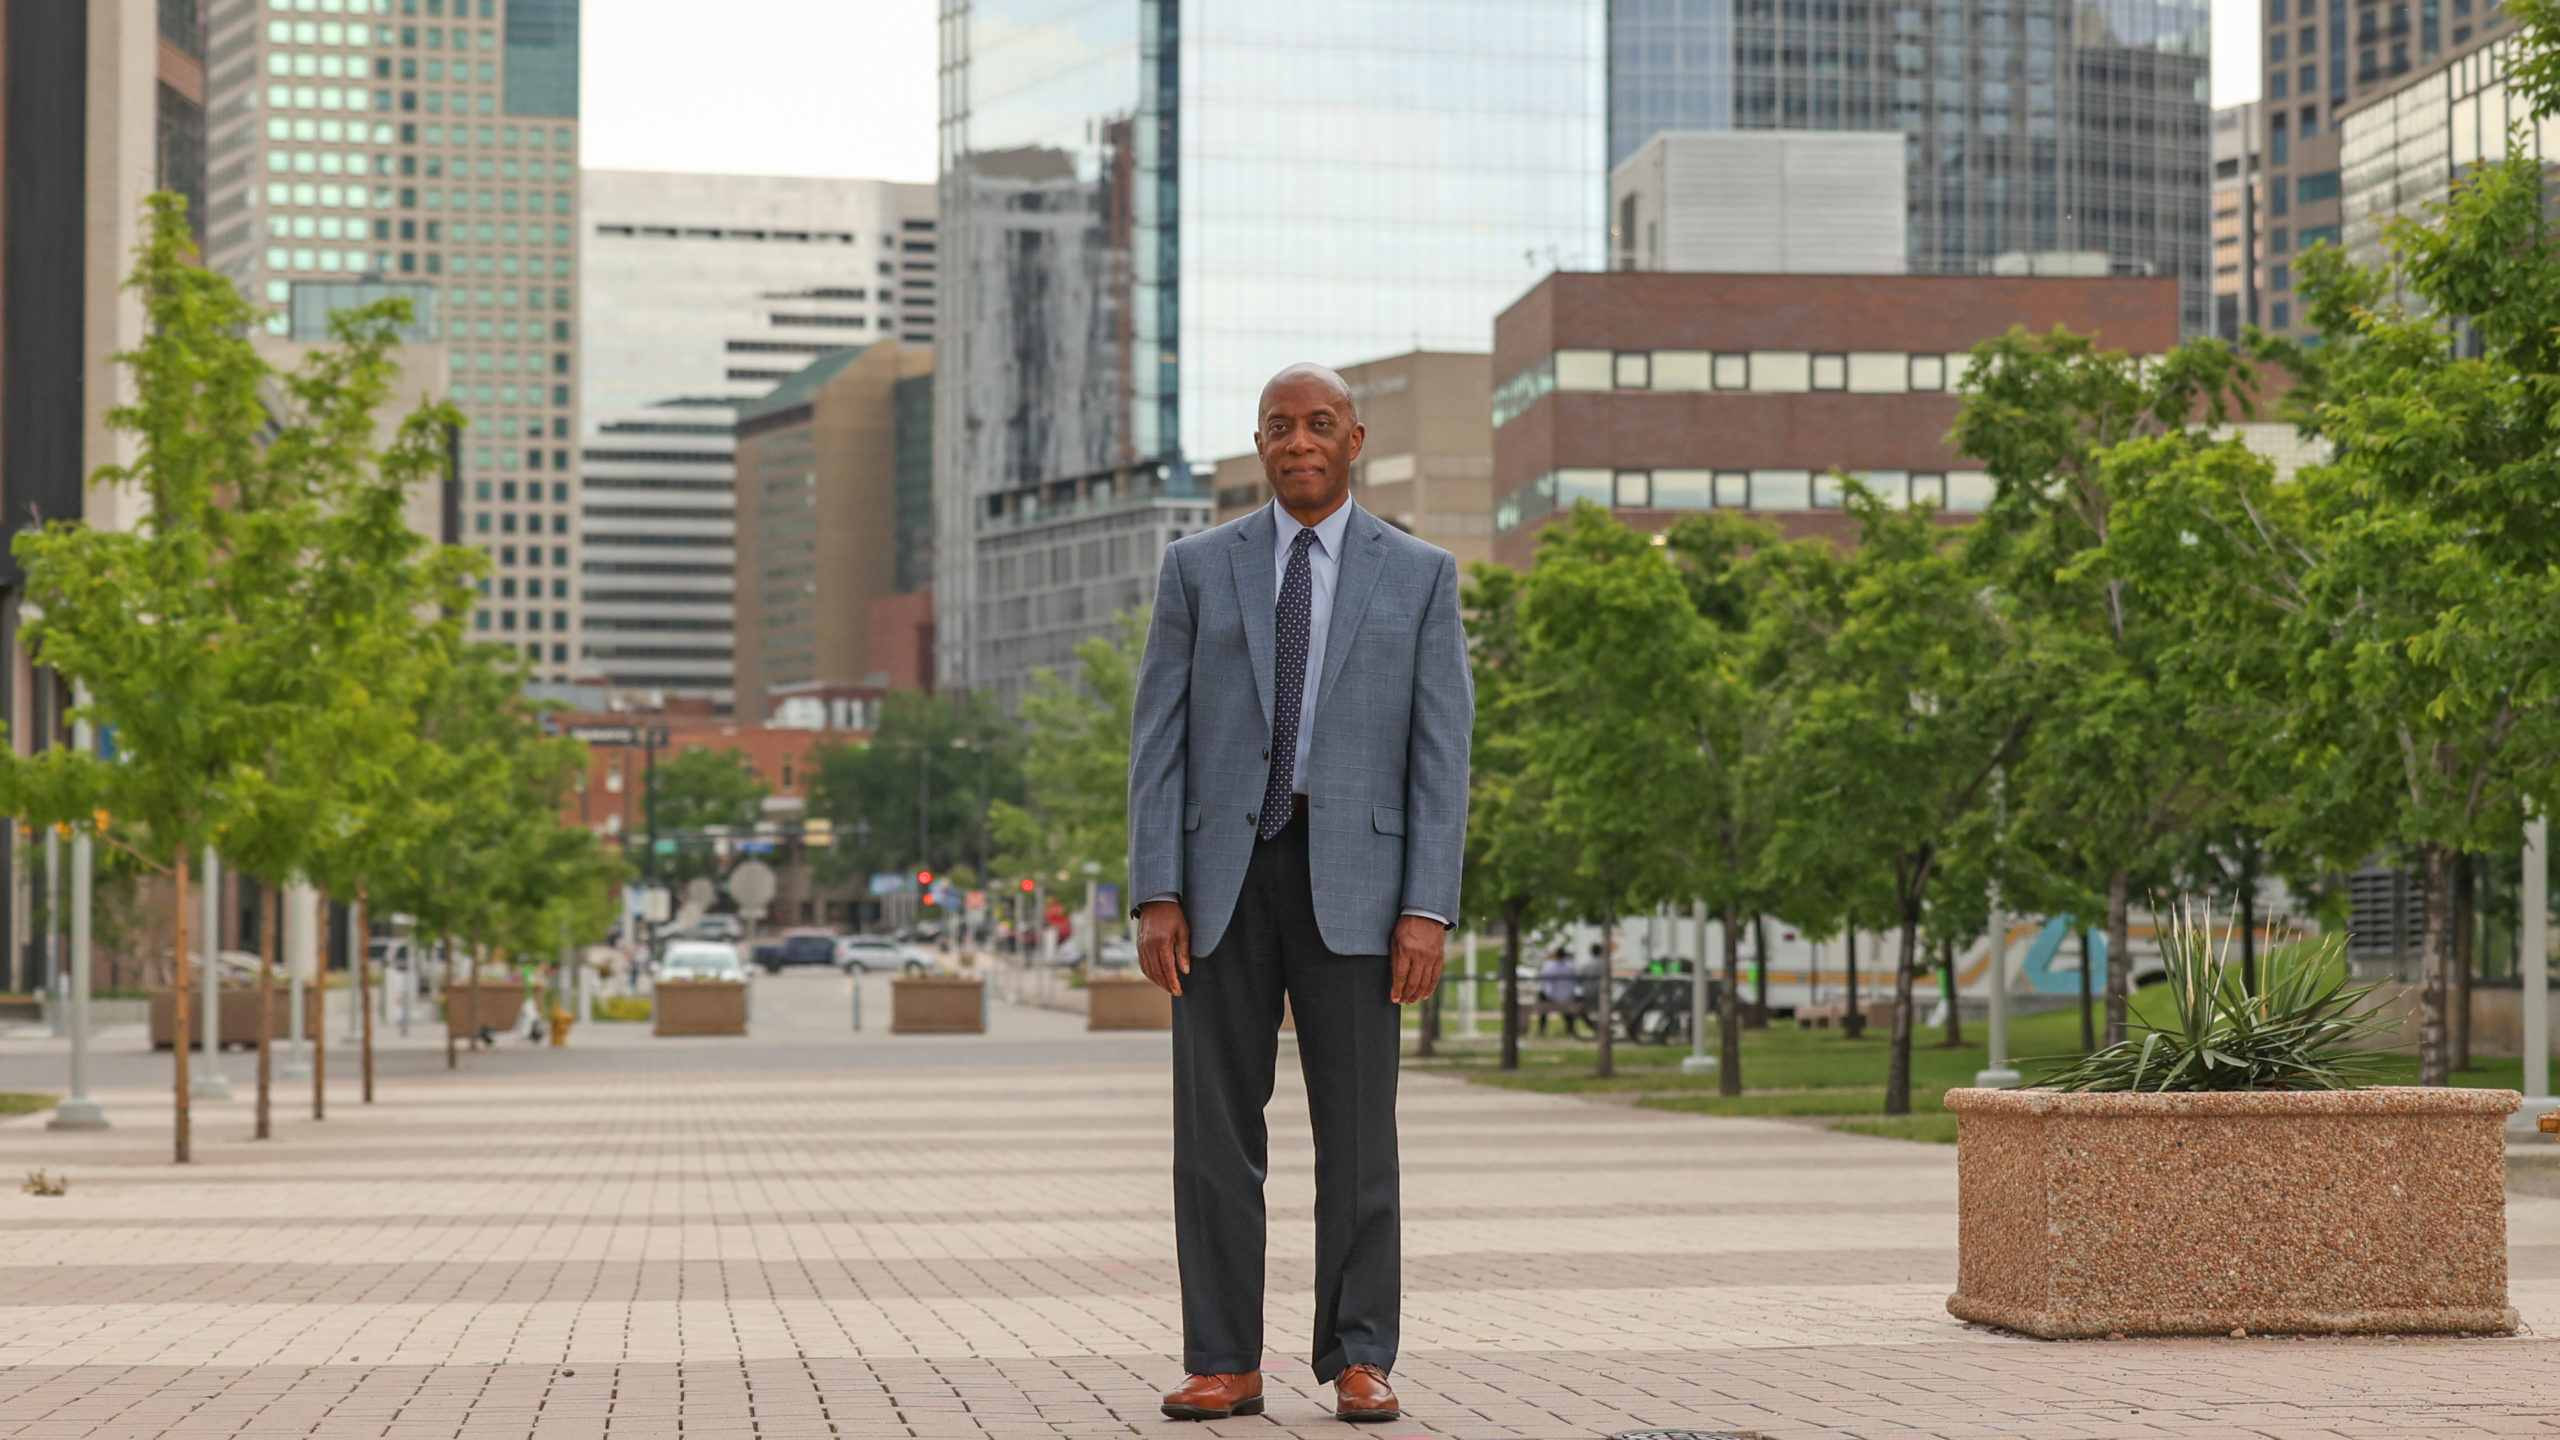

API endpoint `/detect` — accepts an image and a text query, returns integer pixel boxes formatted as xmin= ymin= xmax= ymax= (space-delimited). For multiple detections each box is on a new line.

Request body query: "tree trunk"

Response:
xmin=1594 ymin=911 xmax=1615 ymax=1080
xmin=2420 ymin=841 xmax=2453 ymax=1086
xmin=173 ymin=853 xmax=192 ymax=1165
xmin=2451 ymin=852 xmax=2473 ymax=1074
xmin=1842 ymin=928 xmax=1864 ymax=1039
xmin=1885 ymin=908 xmax=1921 ymax=1115
xmin=469 ymin=944 xmax=484 ymax=1052
xmin=2076 ymin=924 xmax=2095 ymax=1053
xmin=2104 ymin=869 xmax=2132 ymax=1046
xmin=1750 ymin=916 xmax=1770 ymax=1027
xmin=1939 ymin=936 xmax=1963 ymax=1047
xmin=256 ymin=881 xmax=276 ymax=1141
xmin=312 ymin=893 xmax=327 ymax=1121
xmin=1717 ymin=904 xmax=1744 ymax=1097
xmin=2238 ymin=851 xmax=2259 ymax=995
xmin=1499 ymin=912 xmax=1522 ymax=1071
xmin=356 ymin=889 xmax=374 ymax=1103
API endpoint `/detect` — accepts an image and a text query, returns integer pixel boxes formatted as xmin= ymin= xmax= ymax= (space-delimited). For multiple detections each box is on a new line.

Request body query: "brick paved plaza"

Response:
xmin=1 ymin=971 xmax=2558 ymax=1438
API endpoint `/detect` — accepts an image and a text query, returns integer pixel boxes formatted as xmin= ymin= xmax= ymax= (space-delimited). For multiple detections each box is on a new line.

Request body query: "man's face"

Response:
xmin=1254 ymin=373 xmax=1363 ymax=517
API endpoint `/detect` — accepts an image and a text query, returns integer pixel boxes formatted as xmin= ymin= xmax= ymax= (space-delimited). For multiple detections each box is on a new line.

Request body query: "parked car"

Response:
xmin=657 ymin=941 xmax=747 ymax=982
xmin=835 ymin=934 xmax=931 ymax=974
xmin=752 ymin=929 xmax=841 ymax=973
xmin=692 ymin=914 xmax=744 ymax=942
xmin=1096 ymin=939 xmax=1138 ymax=970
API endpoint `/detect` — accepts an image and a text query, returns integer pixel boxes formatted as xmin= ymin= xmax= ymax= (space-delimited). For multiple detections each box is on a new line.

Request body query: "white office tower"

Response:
xmin=1610 ymin=132 xmax=1907 ymax=275
xmin=577 ymin=170 xmax=934 ymax=708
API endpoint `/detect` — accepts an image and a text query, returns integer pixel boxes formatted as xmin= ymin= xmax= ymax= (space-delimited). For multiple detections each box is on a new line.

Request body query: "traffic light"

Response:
xmin=917 ymin=870 xmax=936 ymax=906
xmin=1019 ymin=879 xmax=1035 ymax=893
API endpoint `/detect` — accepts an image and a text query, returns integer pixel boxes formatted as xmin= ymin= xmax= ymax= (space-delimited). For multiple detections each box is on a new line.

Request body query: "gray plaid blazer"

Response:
xmin=1128 ymin=499 xmax=1473 ymax=958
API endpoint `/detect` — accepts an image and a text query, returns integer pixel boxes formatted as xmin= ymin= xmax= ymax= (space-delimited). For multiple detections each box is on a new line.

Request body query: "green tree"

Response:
xmin=650 ymin=747 xmax=770 ymax=832
xmin=1458 ymin=562 xmax=1573 ymax=1071
xmin=1771 ymin=493 xmax=2040 ymax=1114
xmin=991 ymin=608 xmax=1146 ymax=907
xmin=1952 ymin=327 xmax=2262 ymax=1043
xmin=808 ymin=688 xmax=1023 ymax=886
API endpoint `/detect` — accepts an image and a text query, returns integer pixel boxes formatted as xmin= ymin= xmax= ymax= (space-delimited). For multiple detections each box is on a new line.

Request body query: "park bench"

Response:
xmin=1794 ymin=997 xmax=1894 ymax=1031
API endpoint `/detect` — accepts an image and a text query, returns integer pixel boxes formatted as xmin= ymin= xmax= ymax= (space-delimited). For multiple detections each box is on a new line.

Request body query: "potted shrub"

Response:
xmin=1946 ymin=908 xmax=2518 ymax=1339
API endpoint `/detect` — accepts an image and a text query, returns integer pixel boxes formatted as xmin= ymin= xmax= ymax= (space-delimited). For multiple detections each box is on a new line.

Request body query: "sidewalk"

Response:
xmin=0 ymin=969 xmax=2555 ymax=1437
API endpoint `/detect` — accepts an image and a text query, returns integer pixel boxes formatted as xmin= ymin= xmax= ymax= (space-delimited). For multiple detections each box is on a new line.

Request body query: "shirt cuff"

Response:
xmin=1135 ymin=892 xmax=1181 ymax=919
xmin=1401 ymin=908 xmax=1453 ymax=930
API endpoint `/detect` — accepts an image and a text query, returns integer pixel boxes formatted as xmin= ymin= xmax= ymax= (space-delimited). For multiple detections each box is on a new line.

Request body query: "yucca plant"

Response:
xmin=2031 ymin=901 xmax=2393 ymax=1092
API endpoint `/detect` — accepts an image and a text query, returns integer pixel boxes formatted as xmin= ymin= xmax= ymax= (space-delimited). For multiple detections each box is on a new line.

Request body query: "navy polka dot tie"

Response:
xmin=1259 ymin=527 xmax=1319 ymax=840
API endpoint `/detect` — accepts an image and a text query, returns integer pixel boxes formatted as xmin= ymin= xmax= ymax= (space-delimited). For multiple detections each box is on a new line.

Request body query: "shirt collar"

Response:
xmin=1272 ymin=498 xmax=1353 ymax=561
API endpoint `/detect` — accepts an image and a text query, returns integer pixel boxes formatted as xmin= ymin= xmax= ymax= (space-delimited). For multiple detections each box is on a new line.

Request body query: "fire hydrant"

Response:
xmin=549 ymin=1005 xmax=573 ymax=1047
xmin=2539 ymin=1111 xmax=2558 ymax=1135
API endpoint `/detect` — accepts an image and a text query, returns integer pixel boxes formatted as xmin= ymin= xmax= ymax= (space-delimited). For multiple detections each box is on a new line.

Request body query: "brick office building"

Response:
xmin=1490 ymin=272 xmax=2183 ymax=568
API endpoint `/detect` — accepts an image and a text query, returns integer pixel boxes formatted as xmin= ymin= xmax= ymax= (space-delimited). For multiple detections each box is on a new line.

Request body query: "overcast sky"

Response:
xmin=580 ymin=0 xmax=2258 ymax=184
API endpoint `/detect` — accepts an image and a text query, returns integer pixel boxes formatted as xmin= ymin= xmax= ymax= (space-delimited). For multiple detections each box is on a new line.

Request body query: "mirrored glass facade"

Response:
xmin=2340 ymin=36 xmax=2557 ymax=278
xmin=938 ymin=0 xmax=1606 ymax=704
xmin=1610 ymin=0 xmax=2212 ymax=335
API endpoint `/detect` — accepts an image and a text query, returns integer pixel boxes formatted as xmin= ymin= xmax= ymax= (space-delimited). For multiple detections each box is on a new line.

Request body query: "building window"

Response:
xmin=2272 ymin=301 xmax=2292 ymax=329
xmin=1554 ymin=350 xmax=1612 ymax=390
xmin=2270 ymin=70 xmax=2289 ymax=97
xmin=2272 ymin=227 xmax=2291 ymax=254
xmin=2296 ymin=170 xmax=2342 ymax=203
xmin=1911 ymin=472 xmax=1947 ymax=508
xmin=1810 ymin=354 xmax=1848 ymax=390
xmin=1748 ymin=352 xmax=1811 ymax=393
xmin=2271 ymin=264 xmax=2292 ymax=292
xmin=1613 ymin=351 xmax=1651 ymax=389
xmin=1713 ymin=472 xmax=1749 ymax=508
xmin=1749 ymin=469 xmax=1812 ymax=509
xmin=1613 ymin=470 xmax=1649 ymax=507
xmin=1712 ymin=353 xmax=1750 ymax=389
xmin=1909 ymin=353 xmax=1947 ymax=391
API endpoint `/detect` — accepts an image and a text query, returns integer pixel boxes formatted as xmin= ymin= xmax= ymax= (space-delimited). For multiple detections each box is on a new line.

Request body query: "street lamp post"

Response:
xmin=194 ymin=848 xmax=230 ymax=1100
xmin=49 ymin=713 xmax=105 ymax=1132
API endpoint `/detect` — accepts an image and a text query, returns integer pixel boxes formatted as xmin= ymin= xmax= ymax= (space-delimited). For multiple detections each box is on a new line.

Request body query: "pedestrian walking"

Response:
xmin=1129 ymin=363 xmax=1472 ymax=1424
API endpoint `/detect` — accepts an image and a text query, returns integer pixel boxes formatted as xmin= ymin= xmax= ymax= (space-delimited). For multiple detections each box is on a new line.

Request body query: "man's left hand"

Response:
xmin=1389 ymin=915 xmax=1445 ymax=1006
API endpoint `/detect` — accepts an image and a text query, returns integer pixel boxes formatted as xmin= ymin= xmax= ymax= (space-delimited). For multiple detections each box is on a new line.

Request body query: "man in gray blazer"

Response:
xmin=1129 ymin=363 xmax=1472 ymax=1424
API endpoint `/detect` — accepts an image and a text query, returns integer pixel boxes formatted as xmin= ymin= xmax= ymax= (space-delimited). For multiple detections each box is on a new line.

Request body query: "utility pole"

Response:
xmin=282 ymin=881 xmax=314 ymax=1080
xmin=1681 ymin=899 xmax=1714 ymax=1074
xmin=2524 ymin=812 xmax=2551 ymax=1115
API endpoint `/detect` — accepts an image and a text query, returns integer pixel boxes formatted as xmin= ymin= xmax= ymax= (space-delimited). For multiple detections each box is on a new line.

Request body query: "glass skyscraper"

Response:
xmin=935 ymin=0 xmax=1605 ymax=706
xmin=1610 ymin=0 xmax=2213 ymax=334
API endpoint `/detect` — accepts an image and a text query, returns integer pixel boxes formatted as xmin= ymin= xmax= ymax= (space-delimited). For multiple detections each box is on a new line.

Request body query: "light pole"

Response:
xmin=282 ymin=881 xmax=314 ymax=1079
xmin=194 ymin=848 xmax=230 ymax=1100
xmin=2523 ymin=812 xmax=2551 ymax=1119
xmin=1681 ymin=899 xmax=1715 ymax=1075
xmin=49 ymin=712 xmax=104 ymax=1131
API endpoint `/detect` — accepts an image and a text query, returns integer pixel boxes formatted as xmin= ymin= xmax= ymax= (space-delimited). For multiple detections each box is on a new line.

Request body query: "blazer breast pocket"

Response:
xmin=1183 ymin=802 xmax=1202 ymax=832
xmin=1372 ymin=805 xmax=1405 ymax=837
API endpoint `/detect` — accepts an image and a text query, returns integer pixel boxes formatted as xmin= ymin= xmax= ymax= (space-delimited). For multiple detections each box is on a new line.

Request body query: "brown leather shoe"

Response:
xmin=1160 ymin=1372 xmax=1264 ymax=1420
xmin=1333 ymin=1364 xmax=1398 ymax=1423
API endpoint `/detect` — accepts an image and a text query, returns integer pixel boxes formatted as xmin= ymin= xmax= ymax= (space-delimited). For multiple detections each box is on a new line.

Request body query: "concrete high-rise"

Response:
xmin=1607 ymin=0 xmax=2215 ymax=335
xmin=1 ymin=0 xmax=213 ymax=988
xmin=2248 ymin=0 xmax=2508 ymax=341
xmin=576 ymin=170 xmax=934 ymax=709
xmin=2212 ymin=102 xmax=2266 ymax=342
xmin=205 ymin=0 xmax=581 ymax=682
xmin=935 ymin=1 xmax=1605 ymax=709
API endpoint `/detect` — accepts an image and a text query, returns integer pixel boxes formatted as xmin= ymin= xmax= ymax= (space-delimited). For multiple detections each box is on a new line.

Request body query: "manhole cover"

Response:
xmin=1609 ymin=1432 xmax=1768 ymax=1440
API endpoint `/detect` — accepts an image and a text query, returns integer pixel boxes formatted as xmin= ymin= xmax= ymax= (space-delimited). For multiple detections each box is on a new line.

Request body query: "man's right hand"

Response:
xmin=1137 ymin=899 xmax=1192 ymax=997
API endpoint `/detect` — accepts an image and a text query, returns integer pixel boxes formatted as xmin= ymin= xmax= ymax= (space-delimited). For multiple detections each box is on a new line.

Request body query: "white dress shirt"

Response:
xmin=1138 ymin=497 xmax=1450 ymax=933
xmin=1271 ymin=498 xmax=1350 ymax=797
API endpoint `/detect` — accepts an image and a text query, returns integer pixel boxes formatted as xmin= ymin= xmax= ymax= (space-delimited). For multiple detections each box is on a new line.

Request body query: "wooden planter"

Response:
xmin=1946 ymin=1086 xmax=2520 ymax=1338
xmin=892 ymin=977 xmax=984 ymax=1034
xmin=443 ymin=980 xmax=529 ymax=1038
xmin=654 ymin=979 xmax=748 ymax=1036
xmin=1086 ymin=974 xmax=1172 ymax=1031
xmin=149 ymin=986 xmax=324 ymax=1050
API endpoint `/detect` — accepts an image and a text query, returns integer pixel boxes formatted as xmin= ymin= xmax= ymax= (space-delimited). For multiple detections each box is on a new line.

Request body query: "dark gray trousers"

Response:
xmin=1171 ymin=811 xmax=1401 ymax=1381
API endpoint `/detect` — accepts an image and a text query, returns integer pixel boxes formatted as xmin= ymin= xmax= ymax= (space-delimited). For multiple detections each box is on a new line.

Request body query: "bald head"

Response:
xmin=1255 ymin=363 xmax=1365 ymax=525
xmin=1260 ymin=363 xmax=1358 ymax=428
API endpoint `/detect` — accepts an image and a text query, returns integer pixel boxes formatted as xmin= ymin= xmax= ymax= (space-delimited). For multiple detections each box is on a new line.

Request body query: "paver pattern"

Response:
xmin=1 ymin=970 xmax=2557 ymax=1438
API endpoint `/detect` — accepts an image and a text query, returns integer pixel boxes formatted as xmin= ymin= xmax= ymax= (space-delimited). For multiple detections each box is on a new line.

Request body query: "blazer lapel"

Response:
xmin=1312 ymin=501 xmax=1386 ymax=720
xmin=1228 ymin=504 xmax=1278 ymax=728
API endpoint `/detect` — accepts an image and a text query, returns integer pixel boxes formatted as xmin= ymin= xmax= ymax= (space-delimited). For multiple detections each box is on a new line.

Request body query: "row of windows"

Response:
xmin=470 ymin=512 xmax=569 ymax=535
xmin=1496 ymin=467 xmax=1996 ymax=531
xmin=481 ymin=573 xmax=568 ymax=600
xmin=479 ymin=553 xmax=569 ymax=576
xmin=472 ymin=610 xmax=570 ymax=634
xmin=453 ymin=383 xmax=570 ymax=408
xmin=474 ymin=481 xmax=571 ymax=502
xmin=452 ymin=349 xmax=568 ymax=376
xmin=592 ymin=224 xmax=873 ymax=246
xmin=1494 ymin=347 xmax=1986 ymax=425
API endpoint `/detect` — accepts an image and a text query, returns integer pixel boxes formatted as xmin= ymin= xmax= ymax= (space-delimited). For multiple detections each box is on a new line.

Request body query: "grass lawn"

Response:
xmin=1407 ymin=985 xmax=2526 ymax=1139
xmin=0 ymin=1093 xmax=57 ymax=1117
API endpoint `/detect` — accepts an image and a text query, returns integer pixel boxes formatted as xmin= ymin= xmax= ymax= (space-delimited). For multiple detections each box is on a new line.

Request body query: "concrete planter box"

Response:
xmin=892 ymin=977 xmax=984 ymax=1034
xmin=443 ymin=981 xmax=528 ymax=1038
xmin=1086 ymin=975 xmax=1172 ymax=1031
xmin=654 ymin=980 xmax=748 ymax=1036
xmin=1947 ymin=1086 xmax=2520 ymax=1339
xmin=149 ymin=987 xmax=323 ymax=1050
